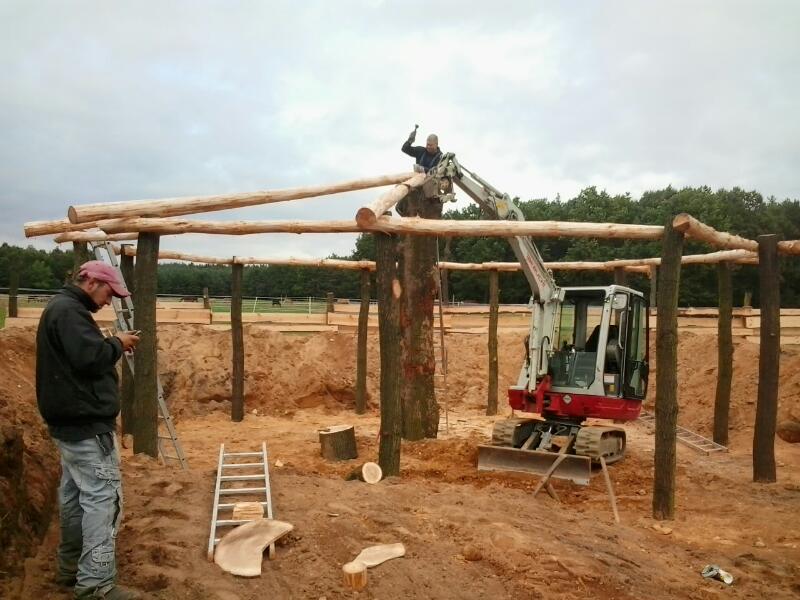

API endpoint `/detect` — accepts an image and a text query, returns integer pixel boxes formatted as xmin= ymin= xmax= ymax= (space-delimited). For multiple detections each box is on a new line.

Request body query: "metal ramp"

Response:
xmin=207 ymin=442 xmax=276 ymax=561
xmin=90 ymin=242 xmax=188 ymax=469
xmin=638 ymin=410 xmax=728 ymax=455
xmin=434 ymin=243 xmax=449 ymax=433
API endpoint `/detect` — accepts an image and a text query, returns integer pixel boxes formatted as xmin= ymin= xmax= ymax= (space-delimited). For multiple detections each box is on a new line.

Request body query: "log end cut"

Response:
xmin=355 ymin=207 xmax=378 ymax=229
xmin=342 ymin=560 xmax=368 ymax=591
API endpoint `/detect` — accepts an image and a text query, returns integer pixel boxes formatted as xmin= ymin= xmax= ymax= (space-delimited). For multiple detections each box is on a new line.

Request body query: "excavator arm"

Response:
xmin=431 ymin=153 xmax=565 ymax=390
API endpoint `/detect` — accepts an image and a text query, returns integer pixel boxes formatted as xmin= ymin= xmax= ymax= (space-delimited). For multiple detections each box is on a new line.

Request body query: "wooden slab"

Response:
xmin=214 ymin=519 xmax=293 ymax=577
xmin=353 ymin=543 xmax=406 ymax=567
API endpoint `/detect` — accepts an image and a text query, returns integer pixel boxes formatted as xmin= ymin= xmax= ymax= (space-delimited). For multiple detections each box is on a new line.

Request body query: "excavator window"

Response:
xmin=550 ymin=290 xmax=604 ymax=389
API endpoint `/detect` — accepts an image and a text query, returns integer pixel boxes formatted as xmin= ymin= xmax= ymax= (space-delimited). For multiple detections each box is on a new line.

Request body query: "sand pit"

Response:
xmin=1 ymin=324 xmax=799 ymax=599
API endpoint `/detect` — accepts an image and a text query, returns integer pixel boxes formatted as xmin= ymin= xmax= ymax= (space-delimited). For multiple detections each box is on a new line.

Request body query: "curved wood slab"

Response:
xmin=354 ymin=542 xmax=405 ymax=567
xmin=214 ymin=519 xmax=293 ymax=576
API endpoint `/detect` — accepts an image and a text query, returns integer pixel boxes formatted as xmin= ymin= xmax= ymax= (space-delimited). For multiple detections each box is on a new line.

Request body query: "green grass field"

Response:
xmin=209 ymin=298 xmax=329 ymax=314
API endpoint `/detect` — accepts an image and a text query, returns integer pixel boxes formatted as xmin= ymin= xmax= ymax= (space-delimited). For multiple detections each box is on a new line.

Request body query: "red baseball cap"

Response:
xmin=78 ymin=261 xmax=130 ymax=298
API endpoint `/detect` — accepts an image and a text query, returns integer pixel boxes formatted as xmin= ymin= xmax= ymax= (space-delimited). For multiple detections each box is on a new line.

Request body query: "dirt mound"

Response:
xmin=0 ymin=326 xmax=59 ymax=578
xmin=157 ymin=326 xmax=527 ymax=419
xmin=646 ymin=333 xmax=800 ymax=443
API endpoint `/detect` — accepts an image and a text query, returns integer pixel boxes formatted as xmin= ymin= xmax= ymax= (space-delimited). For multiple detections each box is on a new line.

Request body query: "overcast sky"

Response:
xmin=2 ymin=1 xmax=798 ymax=260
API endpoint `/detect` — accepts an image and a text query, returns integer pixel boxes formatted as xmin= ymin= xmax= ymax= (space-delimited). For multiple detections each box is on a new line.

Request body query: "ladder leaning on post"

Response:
xmin=90 ymin=242 xmax=188 ymax=469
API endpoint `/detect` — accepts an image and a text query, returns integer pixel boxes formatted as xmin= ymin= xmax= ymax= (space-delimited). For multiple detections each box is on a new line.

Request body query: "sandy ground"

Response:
xmin=1 ymin=325 xmax=800 ymax=599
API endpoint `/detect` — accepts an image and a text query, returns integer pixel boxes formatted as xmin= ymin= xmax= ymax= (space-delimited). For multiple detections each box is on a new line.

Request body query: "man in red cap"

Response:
xmin=36 ymin=260 xmax=141 ymax=599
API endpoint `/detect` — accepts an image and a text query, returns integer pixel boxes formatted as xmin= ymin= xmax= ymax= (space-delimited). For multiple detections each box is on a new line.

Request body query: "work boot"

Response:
xmin=74 ymin=583 xmax=142 ymax=599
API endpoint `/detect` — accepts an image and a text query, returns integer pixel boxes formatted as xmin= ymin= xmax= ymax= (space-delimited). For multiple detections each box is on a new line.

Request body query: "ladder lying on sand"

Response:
xmin=207 ymin=442 xmax=276 ymax=561
xmin=90 ymin=242 xmax=188 ymax=469
xmin=638 ymin=410 xmax=728 ymax=455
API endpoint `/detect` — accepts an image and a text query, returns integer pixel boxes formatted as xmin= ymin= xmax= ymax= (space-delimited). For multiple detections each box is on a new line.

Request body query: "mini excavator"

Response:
xmin=429 ymin=154 xmax=650 ymax=485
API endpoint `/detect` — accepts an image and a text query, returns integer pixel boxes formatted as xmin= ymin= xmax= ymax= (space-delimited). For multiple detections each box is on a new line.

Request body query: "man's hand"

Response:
xmin=116 ymin=331 xmax=140 ymax=352
xmin=407 ymin=124 xmax=418 ymax=143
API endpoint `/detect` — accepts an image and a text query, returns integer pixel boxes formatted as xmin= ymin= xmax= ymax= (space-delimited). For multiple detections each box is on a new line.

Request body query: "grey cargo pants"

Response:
xmin=53 ymin=432 xmax=123 ymax=595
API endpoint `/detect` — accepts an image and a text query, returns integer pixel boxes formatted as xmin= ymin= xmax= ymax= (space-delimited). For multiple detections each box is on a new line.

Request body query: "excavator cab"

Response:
xmin=477 ymin=286 xmax=649 ymax=484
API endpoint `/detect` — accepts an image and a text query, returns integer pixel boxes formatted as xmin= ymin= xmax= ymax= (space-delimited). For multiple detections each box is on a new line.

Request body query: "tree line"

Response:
xmin=3 ymin=184 xmax=799 ymax=306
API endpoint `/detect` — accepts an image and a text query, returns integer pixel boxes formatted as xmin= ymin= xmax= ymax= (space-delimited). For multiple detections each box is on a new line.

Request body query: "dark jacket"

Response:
xmin=401 ymin=140 xmax=443 ymax=172
xmin=36 ymin=285 xmax=124 ymax=441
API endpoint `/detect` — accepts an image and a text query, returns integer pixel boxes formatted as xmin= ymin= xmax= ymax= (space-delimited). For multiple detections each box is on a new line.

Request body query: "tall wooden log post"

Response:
xmin=326 ymin=292 xmax=334 ymax=325
xmin=613 ymin=266 xmax=627 ymax=287
xmin=8 ymin=271 xmax=18 ymax=318
xmin=355 ymin=269 xmax=370 ymax=414
xmin=132 ymin=233 xmax=159 ymax=457
xmin=649 ymin=265 xmax=658 ymax=311
xmin=652 ymin=219 xmax=684 ymax=520
xmin=441 ymin=238 xmax=452 ymax=305
xmin=203 ymin=287 xmax=210 ymax=309
xmin=376 ymin=232 xmax=402 ymax=476
xmin=713 ymin=261 xmax=733 ymax=446
xmin=72 ymin=241 xmax=91 ymax=278
xmin=231 ymin=262 xmax=245 ymax=422
xmin=119 ymin=246 xmax=136 ymax=437
xmin=487 ymin=269 xmax=500 ymax=416
xmin=399 ymin=188 xmax=441 ymax=440
xmin=753 ymin=234 xmax=780 ymax=483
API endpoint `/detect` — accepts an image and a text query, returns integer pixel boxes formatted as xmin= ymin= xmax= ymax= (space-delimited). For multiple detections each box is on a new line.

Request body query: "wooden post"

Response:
xmin=713 ymin=261 xmax=733 ymax=446
xmin=440 ymin=237 xmax=452 ymax=305
xmin=355 ymin=269 xmax=370 ymax=414
xmin=399 ymin=188 xmax=441 ymax=440
xmin=376 ymin=232 xmax=402 ymax=477
xmin=8 ymin=271 xmax=18 ymax=318
xmin=487 ymin=269 xmax=499 ymax=416
xmin=119 ymin=246 xmax=136 ymax=437
xmin=613 ymin=266 xmax=627 ymax=287
xmin=71 ymin=241 xmax=91 ymax=279
xmin=132 ymin=233 xmax=159 ymax=457
xmin=203 ymin=287 xmax=210 ymax=309
xmin=231 ymin=262 xmax=245 ymax=422
xmin=753 ymin=234 xmax=780 ymax=483
xmin=652 ymin=219 xmax=684 ymax=520
xmin=326 ymin=291 xmax=334 ymax=325
xmin=649 ymin=265 xmax=658 ymax=310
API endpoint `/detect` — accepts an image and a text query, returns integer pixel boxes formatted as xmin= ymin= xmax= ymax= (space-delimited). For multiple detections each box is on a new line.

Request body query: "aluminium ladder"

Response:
xmin=207 ymin=442 xmax=276 ymax=561
xmin=90 ymin=242 xmax=188 ymax=469
xmin=638 ymin=410 xmax=728 ymax=455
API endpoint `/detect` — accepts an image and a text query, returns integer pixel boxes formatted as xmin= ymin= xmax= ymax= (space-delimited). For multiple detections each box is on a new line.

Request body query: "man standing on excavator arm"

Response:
xmin=401 ymin=125 xmax=443 ymax=173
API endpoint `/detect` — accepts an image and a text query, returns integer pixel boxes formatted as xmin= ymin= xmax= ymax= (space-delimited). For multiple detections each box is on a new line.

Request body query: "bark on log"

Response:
xmin=649 ymin=265 xmax=658 ymax=309
xmin=319 ymin=425 xmax=358 ymax=461
xmin=132 ymin=233 xmax=159 ymax=457
xmin=399 ymin=189 xmax=440 ymax=440
xmin=355 ymin=173 xmax=427 ymax=227
xmin=119 ymin=248 xmax=136 ymax=437
xmin=487 ymin=269 xmax=499 ymax=416
xmin=68 ymin=172 xmax=416 ymax=223
xmin=342 ymin=561 xmax=368 ymax=591
xmin=652 ymin=219 xmax=684 ymax=520
xmin=71 ymin=242 xmax=91 ymax=278
xmin=753 ymin=234 xmax=780 ymax=483
xmin=441 ymin=238 xmax=451 ymax=304
xmin=376 ymin=232 xmax=402 ymax=476
xmin=713 ymin=262 xmax=733 ymax=446
xmin=202 ymin=287 xmax=210 ymax=309
xmin=231 ymin=262 xmax=245 ymax=423
xmin=355 ymin=269 xmax=370 ymax=414
xmin=8 ymin=272 xmax=18 ymax=318
xmin=613 ymin=266 xmax=627 ymax=286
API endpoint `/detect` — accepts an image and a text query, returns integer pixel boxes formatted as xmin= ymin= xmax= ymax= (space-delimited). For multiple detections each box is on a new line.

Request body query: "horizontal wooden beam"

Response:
xmin=67 ymin=172 xmax=416 ymax=224
xmin=605 ymin=249 xmax=759 ymax=268
xmin=355 ymin=173 xmax=427 ymax=227
xmin=673 ymin=213 xmax=758 ymax=252
xmin=98 ymin=218 xmax=363 ymax=235
xmin=97 ymin=215 xmax=665 ymax=239
xmin=24 ymin=218 xmax=102 ymax=238
xmin=119 ymin=246 xmax=233 ymax=265
xmin=54 ymin=231 xmax=139 ymax=243
xmin=232 ymin=257 xmax=375 ymax=270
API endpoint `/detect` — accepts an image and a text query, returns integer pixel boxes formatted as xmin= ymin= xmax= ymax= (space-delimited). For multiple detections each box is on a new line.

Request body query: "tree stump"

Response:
xmin=319 ymin=425 xmax=357 ymax=461
xmin=342 ymin=560 xmax=368 ymax=591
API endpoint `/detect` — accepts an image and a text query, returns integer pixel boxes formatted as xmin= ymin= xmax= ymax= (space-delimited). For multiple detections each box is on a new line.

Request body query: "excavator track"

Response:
xmin=490 ymin=418 xmax=536 ymax=447
xmin=574 ymin=426 xmax=626 ymax=464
